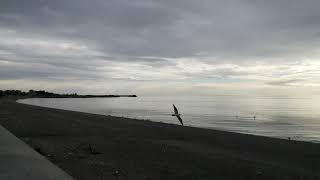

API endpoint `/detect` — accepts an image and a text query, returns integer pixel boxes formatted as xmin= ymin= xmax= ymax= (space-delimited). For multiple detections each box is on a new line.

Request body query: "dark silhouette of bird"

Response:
xmin=172 ymin=104 xmax=183 ymax=126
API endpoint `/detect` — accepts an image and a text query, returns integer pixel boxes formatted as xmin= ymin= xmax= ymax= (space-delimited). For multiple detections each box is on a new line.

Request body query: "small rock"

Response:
xmin=112 ymin=170 xmax=119 ymax=176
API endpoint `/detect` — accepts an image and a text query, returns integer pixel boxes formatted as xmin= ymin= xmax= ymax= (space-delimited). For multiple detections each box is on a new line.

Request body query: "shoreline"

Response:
xmin=1 ymin=98 xmax=320 ymax=179
xmin=17 ymin=98 xmax=316 ymax=144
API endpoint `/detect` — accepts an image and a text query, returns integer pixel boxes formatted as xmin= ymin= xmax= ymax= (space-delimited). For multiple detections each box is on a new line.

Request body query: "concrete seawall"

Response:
xmin=0 ymin=125 xmax=74 ymax=180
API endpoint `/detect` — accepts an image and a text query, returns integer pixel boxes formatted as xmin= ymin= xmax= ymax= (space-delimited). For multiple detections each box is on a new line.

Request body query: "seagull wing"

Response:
xmin=176 ymin=115 xmax=184 ymax=126
xmin=173 ymin=104 xmax=179 ymax=114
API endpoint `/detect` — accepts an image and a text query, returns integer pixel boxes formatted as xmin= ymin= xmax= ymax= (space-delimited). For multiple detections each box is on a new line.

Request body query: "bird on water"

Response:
xmin=172 ymin=104 xmax=183 ymax=126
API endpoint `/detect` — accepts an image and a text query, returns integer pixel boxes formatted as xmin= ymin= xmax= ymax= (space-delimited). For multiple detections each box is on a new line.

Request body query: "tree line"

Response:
xmin=0 ymin=90 xmax=59 ymax=97
xmin=0 ymin=89 xmax=137 ymax=98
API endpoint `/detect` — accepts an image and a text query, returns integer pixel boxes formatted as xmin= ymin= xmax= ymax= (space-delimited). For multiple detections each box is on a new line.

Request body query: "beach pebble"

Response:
xmin=112 ymin=170 xmax=119 ymax=176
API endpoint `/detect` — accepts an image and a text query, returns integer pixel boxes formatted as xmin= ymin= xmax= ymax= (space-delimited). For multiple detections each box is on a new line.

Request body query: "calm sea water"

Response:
xmin=18 ymin=95 xmax=320 ymax=142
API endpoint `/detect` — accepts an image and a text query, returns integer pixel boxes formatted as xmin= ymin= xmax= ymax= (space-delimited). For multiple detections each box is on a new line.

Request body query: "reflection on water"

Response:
xmin=18 ymin=95 xmax=320 ymax=142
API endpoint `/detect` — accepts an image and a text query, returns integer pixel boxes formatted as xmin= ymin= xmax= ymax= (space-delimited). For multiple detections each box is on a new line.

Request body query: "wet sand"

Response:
xmin=0 ymin=98 xmax=320 ymax=180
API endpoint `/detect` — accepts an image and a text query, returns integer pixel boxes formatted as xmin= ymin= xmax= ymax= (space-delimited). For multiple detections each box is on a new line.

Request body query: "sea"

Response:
xmin=18 ymin=95 xmax=320 ymax=142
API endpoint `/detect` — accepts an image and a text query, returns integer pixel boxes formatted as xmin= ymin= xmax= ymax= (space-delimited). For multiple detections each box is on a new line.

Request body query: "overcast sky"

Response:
xmin=1 ymin=0 xmax=320 ymax=95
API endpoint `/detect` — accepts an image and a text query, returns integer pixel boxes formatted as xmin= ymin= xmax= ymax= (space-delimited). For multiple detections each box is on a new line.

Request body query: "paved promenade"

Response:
xmin=0 ymin=125 xmax=73 ymax=180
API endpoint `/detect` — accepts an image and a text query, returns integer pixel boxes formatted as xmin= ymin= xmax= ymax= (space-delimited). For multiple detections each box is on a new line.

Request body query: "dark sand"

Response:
xmin=1 ymin=98 xmax=320 ymax=180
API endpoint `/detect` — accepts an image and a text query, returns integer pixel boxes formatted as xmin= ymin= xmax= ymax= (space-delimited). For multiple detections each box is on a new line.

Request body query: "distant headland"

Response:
xmin=0 ymin=89 xmax=137 ymax=98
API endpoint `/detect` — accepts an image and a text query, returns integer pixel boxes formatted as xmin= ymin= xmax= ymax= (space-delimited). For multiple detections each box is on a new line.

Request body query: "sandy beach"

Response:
xmin=0 ymin=98 xmax=320 ymax=180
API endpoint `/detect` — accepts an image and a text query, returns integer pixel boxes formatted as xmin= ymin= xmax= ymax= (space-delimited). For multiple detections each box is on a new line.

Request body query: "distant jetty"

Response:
xmin=0 ymin=89 xmax=137 ymax=98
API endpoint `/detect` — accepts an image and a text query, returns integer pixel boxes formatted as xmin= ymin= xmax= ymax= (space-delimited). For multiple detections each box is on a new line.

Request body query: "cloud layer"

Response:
xmin=1 ymin=0 xmax=320 ymax=94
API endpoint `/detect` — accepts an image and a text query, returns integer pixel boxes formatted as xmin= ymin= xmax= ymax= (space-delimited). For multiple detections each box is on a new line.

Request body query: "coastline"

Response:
xmin=1 ymin=98 xmax=320 ymax=179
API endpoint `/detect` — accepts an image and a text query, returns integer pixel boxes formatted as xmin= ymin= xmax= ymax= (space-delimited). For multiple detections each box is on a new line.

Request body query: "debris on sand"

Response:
xmin=86 ymin=144 xmax=103 ymax=155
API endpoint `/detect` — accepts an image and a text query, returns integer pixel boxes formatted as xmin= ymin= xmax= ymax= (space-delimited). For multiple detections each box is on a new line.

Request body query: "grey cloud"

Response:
xmin=267 ymin=79 xmax=306 ymax=86
xmin=1 ymin=0 xmax=320 ymax=92
xmin=181 ymin=67 xmax=250 ymax=80
xmin=2 ymin=0 xmax=320 ymax=59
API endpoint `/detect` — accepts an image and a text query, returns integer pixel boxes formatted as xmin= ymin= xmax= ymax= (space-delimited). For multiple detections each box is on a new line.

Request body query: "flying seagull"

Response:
xmin=172 ymin=104 xmax=183 ymax=126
